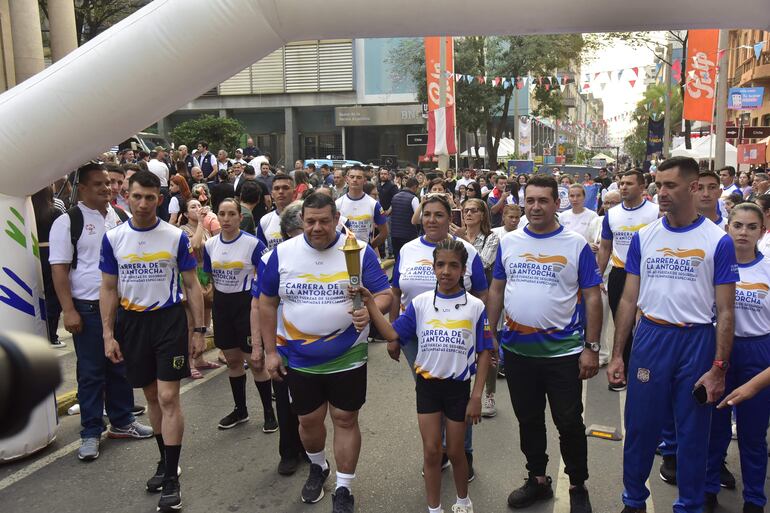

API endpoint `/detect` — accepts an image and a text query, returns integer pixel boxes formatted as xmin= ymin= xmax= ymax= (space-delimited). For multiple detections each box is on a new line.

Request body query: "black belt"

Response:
xmin=73 ymin=298 xmax=99 ymax=306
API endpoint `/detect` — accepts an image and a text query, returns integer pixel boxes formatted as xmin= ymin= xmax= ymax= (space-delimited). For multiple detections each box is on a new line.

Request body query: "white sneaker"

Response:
xmin=451 ymin=502 xmax=473 ymax=513
xmin=481 ymin=392 xmax=496 ymax=418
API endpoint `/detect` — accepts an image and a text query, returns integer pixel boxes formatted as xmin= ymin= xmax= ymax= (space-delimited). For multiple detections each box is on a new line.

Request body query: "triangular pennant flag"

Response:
xmin=545 ymin=84 xmax=550 ymax=92
xmin=584 ymin=73 xmax=590 ymax=83
xmin=618 ymin=69 xmax=624 ymax=80
xmin=629 ymin=77 xmax=636 ymax=88
xmin=593 ymin=72 xmax=601 ymax=81
xmin=631 ymin=66 xmax=639 ymax=77
xmin=492 ymin=77 xmax=501 ymax=87
xmin=455 ymin=73 xmax=463 ymax=83
xmin=552 ymin=76 xmax=559 ymax=85
xmin=502 ymin=79 xmax=510 ymax=89
xmin=465 ymin=75 xmax=474 ymax=84
xmin=755 ymin=41 xmax=766 ymax=61
xmin=559 ymin=83 xmax=567 ymax=93
xmin=599 ymin=82 xmax=606 ymax=90
xmin=716 ymin=49 xmax=726 ymax=62
xmin=516 ymin=78 xmax=524 ymax=90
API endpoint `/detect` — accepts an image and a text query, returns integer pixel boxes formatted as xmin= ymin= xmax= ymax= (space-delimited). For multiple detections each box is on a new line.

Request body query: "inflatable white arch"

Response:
xmin=0 ymin=0 xmax=768 ymax=458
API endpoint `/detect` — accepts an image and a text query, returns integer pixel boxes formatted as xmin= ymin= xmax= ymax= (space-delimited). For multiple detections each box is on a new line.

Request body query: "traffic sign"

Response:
xmin=726 ymin=126 xmax=770 ymax=138
xmin=407 ymin=133 xmax=428 ymax=146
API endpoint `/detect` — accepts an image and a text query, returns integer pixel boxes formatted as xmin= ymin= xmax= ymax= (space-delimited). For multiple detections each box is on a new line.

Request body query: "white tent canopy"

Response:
xmin=461 ymin=137 xmax=516 ymax=158
xmin=670 ymin=134 xmax=738 ymax=168
xmin=591 ymin=153 xmax=615 ymax=163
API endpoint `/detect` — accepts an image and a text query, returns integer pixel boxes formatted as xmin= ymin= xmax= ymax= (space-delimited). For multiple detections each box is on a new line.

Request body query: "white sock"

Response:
xmin=335 ymin=471 xmax=355 ymax=491
xmin=306 ymin=450 xmax=328 ymax=471
xmin=428 ymin=505 xmax=443 ymax=513
xmin=456 ymin=496 xmax=472 ymax=507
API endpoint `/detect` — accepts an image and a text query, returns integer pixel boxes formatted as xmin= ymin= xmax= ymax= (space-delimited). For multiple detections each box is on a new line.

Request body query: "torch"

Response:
xmin=339 ymin=231 xmax=365 ymax=310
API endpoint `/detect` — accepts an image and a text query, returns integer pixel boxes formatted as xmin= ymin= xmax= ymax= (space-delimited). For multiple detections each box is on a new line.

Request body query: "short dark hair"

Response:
xmin=239 ymin=180 xmax=262 ymax=204
xmin=123 ymin=163 xmax=141 ymax=173
xmin=698 ymin=171 xmax=721 ymax=185
xmin=243 ymin=165 xmax=256 ymax=177
xmin=657 ymin=156 xmax=699 ymax=179
xmin=306 ymin=163 xmax=316 ymax=170
xmin=349 ymin=164 xmax=364 ymax=173
xmin=128 ymin=169 xmax=161 ymax=190
xmin=320 ymin=164 xmax=329 ymax=170
xmin=302 ymin=191 xmax=337 ymax=216
xmin=524 ymin=174 xmax=559 ymax=201
xmin=719 ymin=166 xmax=736 ymax=177
xmin=423 ymin=193 xmax=452 ymax=216
xmin=405 ymin=177 xmax=419 ymax=189
xmin=104 ymin=163 xmax=125 ymax=176
xmin=272 ymin=173 xmax=294 ymax=187
xmin=622 ymin=169 xmax=645 ymax=185
xmin=198 ymin=141 xmax=209 ymax=149
xmin=77 ymin=162 xmax=106 ymax=184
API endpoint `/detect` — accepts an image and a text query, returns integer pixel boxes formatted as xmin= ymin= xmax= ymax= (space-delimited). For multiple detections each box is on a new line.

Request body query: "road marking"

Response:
xmin=619 ymin=387 xmax=655 ymax=513
xmin=0 ymin=365 xmax=226 ymax=493
xmin=552 ymin=378 xmax=589 ymax=513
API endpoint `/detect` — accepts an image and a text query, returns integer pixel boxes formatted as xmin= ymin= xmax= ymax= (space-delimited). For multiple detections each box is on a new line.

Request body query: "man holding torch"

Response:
xmin=259 ymin=192 xmax=391 ymax=513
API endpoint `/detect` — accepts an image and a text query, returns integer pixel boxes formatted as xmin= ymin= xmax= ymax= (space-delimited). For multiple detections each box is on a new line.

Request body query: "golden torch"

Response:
xmin=339 ymin=231 xmax=365 ymax=310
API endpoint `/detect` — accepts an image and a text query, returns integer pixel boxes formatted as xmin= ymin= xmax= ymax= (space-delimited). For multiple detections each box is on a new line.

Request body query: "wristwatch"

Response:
xmin=713 ymin=360 xmax=730 ymax=371
xmin=584 ymin=341 xmax=600 ymax=353
xmin=193 ymin=327 xmax=208 ymax=334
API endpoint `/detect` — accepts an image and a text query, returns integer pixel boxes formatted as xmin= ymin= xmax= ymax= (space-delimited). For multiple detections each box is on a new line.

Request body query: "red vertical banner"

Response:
xmin=683 ymin=29 xmax=719 ymax=122
xmin=424 ymin=37 xmax=456 ymax=156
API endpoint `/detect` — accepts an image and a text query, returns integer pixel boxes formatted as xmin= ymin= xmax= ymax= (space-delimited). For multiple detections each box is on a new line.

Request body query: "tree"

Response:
xmin=623 ymin=84 xmax=682 ymax=164
xmin=170 ymin=115 xmax=245 ymax=153
xmin=39 ymin=1 xmax=146 ymax=45
xmin=389 ymin=34 xmax=592 ymax=169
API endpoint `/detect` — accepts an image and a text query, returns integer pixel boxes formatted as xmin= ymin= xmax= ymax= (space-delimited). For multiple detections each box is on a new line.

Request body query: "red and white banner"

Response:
xmin=424 ymin=36 xmax=456 ymax=156
xmin=737 ymin=143 xmax=769 ymax=165
xmin=426 ymin=107 xmax=457 ymax=156
xmin=683 ymin=29 xmax=719 ymax=122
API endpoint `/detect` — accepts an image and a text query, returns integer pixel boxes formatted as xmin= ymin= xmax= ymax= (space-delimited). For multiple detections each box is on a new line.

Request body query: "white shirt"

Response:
xmin=625 ymin=216 xmax=738 ymax=326
xmin=49 ymin=203 xmax=126 ymax=300
xmin=99 ymin=219 xmax=197 ymax=311
xmin=492 ymin=226 xmax=516 ymax=240
xmin=392 ymin=290 xmax=493 ymax=380
xmin=601 ymin=200 xmax=661 ymax=268
xmin=335 ymin=193 xmax=387 ymax=244
xmin=456 ymin=177 xmax=474 ymax=188
xmin=147 ymin=159 xmax=169 ymax=187
xmin=734 ymin=254 xmax=770 ymax=338
xmin=203 ymin=231 xmax=265 ymax=293
xmin=559 ymin=208 xmax=598 ymax=241
xmin=257 ymin=210 xmax=284 ymax=250
xmin=168 ymin=196 xmax=180 ymax=216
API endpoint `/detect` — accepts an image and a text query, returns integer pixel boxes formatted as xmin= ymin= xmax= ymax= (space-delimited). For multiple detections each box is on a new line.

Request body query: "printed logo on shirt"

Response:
xmin=283 ymin=315 xmax=346 ymax=346
xmin=615 ymin=223 xmax=647 ymax=244
xmin=122 ymin=251 xmax=173 ymax=264
xmin=504 ymin=252 xmax=568 ymax=286
xmin=118 ymin=251 xmax=174 ymax=284
xmin=283 ymin=272 xmax=350 ymax=305
xmin=645 ymin=247 xmax=706 ymax=282
xmin=347 ymin=214 xmax=373 ymax=221
xmin=297 ymin=272 xmax=349 ymax=284
xmin=736 ymin=281 xmax=769 ymax=311
xmin=520 ymin=253 xmax=568 ymax=271
xmin=85 ymin=223 xmax=96 ymax=236
xmin=426 ymin=319 xmax=473 ymax=330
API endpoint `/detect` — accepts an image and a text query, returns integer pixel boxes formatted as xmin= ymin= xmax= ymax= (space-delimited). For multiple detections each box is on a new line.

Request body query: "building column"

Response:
xmin=157 ymin=116 xmax=169 ymax=140
xmin=218 ymin=109 xmax=228 ymax=118
xmin=9 ymin=0 xmax=44 ymax=82
xmin=48 ymin=0 xmax=77 ymax=62
xmin=284 ymin=107 xmax=297 ymax=164
xmin=0 ymin=0 xmax=16 ymax=91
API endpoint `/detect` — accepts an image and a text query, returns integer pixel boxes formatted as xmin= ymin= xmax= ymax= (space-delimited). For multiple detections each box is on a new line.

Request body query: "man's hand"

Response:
xmin=578 ymin=349 xmax=599 ymax=380
xmin=607 ymin=356 xmax=625 ymax=386
xmin=249 ymin=344 xmax=265 ymax=373
xmin=62 ymin=308 xmax=83 ymax=334
xmin=466 ymin=395 xmax=482 ymax=425
xmin=695 ymin=367 xmax=726 ymax=404
xmin=266 ymin=352 xmax=287 ymax=382
xmin=190 ymin=332 xmax=205 ymax=360
xmin=387 ymin=340 xmax=401 ymax=361
xmin=105 ymin=337 xmax=123 ymax=363
xmin=718 ymin=381 xmax=758 ymax=408
xmin=351 ymin=306 xmax=370 ymax=332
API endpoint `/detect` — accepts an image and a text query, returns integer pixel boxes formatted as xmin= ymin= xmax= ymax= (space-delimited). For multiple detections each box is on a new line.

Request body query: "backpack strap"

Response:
xmin=67 ymin=206 xmax=84 ymax=270
xmin=113 ymin=205 xmax=129 ymax=223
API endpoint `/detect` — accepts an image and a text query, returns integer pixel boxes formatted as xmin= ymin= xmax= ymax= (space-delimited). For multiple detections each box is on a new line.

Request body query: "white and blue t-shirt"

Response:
xmin=203 ymin=231 xmax=266 ymax=294
xmin=392 ymin=236 xmax=488 ymax=310
xmin=733 ymin=253 xmax=770 ymax=338
xmin=393 ymin=290 xmax=493 ymax=380
xmin=493 ymin=225 xmax=602 ymax=358
xmin=257 ymin=210 xmax=284 ymax=250
xmin=601 ymin=200 xmax=660 ymax=268
xmin=625 ymin=216 xmax=739 ymax=326
xmin=259 ymin=232 xmax=390 ymax=374
xmin=100 ymin=219 xmax=197 ymax=311
xmin=335 ymin=193 xmax=387 ymax=244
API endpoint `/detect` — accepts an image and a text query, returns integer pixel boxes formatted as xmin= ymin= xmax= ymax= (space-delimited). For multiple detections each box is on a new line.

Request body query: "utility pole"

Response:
xmin=513 ymin=86 xmax=520 ymax=158
xmin=714 ymin=29 xmax=729 ymax=169
xmin=663 ymin=42 xmax=673 ymax=158
xmin=438 ymin=36 xmax=450 ymax=171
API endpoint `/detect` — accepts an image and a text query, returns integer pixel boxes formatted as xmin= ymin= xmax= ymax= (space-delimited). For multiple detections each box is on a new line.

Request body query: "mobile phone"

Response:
xmin=505 ymin=183 xmax=513 ymax=193
xmin=692 ymin=384 xmax=708 ymax=405
xmin=451 ymin=209 xmax=462 ymax=226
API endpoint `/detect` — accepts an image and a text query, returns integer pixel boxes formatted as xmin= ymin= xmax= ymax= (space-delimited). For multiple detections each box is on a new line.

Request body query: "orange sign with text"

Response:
xmin=424 ymin=37 xmax=455 ymax=111
xmin=683 ymin=29 xmax=719 ymax=122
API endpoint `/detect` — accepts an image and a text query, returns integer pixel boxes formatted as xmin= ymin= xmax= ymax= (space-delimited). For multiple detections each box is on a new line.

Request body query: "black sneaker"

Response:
xmin=263 ymin=410 xmax=278 ymax=433
xmin=620 ymin=507 xmax=646 ymax=513
xmin=507 ymin=474 xmax=554 ymax=508
xmin=659 ymin=455 xmax=677 ymax=485
xmin=332 ymin=486 xmax=355 ymax=513
xmin=608 ymin=383 xmax=627 ymax=392
xmin=278 ymin=454 xmax=300 ymax=476
xmin=570 ymin=486 xmax=593 ymax=513
xmin=466 ymin=452 xmax=475 ymax=483
xmin=218 ymin=409 xmax=249 ymax=430
xmin=704 ymin=492 xmax=717 ymax=513
xmin=301 ymin=461 xmax=330 ymax=503
xmin=147 ymin=461 xmax=182 ymax=493
xmin=157 ymin=477 xmax=182 ymax=511
xmin=131 ymin=405 xmax=147 ymax=417
xmin=720 ymin=461 xmax=736 ymax=489
xmin=744 ymin=502 xmax=763 ymax=513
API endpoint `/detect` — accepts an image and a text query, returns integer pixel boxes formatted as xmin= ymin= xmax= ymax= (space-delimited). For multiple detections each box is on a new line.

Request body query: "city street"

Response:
xmin=0 ymin=344 xmax=759 ymax=513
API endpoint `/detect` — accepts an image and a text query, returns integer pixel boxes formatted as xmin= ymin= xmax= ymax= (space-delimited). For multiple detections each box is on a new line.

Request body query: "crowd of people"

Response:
xmin=30 ymin=143 xmax=770 ymax=513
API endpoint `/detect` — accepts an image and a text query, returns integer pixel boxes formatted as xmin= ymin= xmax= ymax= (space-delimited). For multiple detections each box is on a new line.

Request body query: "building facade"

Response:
xmin=727 ymin=30 xmax=770 ymax=132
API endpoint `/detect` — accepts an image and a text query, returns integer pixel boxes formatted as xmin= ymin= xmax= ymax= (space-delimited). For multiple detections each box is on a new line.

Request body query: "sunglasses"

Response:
xmin=462 ymin=208 xmax=481 ymax=215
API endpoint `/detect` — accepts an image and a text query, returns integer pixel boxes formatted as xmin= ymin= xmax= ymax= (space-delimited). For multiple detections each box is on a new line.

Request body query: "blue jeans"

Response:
xmin=402 ymin=339 xmax=473 ymax=452
xmin=73 ymin=299 xmax=134 ymax=439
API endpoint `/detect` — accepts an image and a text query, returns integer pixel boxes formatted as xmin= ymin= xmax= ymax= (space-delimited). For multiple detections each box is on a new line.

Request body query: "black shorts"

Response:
xmin=285 ymin=364 xmax=367 ymax=416
xmin=415 ymin=375 xmax=470 ymax=422
xmin=212 ymin=290 xmax=252 ymax=352
xmin=116 ymin=303 xmax=190 ymax=388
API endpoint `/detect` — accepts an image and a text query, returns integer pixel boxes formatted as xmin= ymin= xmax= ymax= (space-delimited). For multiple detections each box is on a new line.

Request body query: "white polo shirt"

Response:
xmin=147 ymin=159 xmax=169 ymax=187
xmin=601 ymin=200 xmax=660 ymax=268
xmin=49 ymin=202 xmax=126 ymax=300
xmin=734 ymin=253 xmax=770 ymax=338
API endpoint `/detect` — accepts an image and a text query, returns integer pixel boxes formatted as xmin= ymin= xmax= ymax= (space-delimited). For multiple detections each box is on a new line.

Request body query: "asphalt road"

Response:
xmin=0 ymin=345 xmax=762 ymax=513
